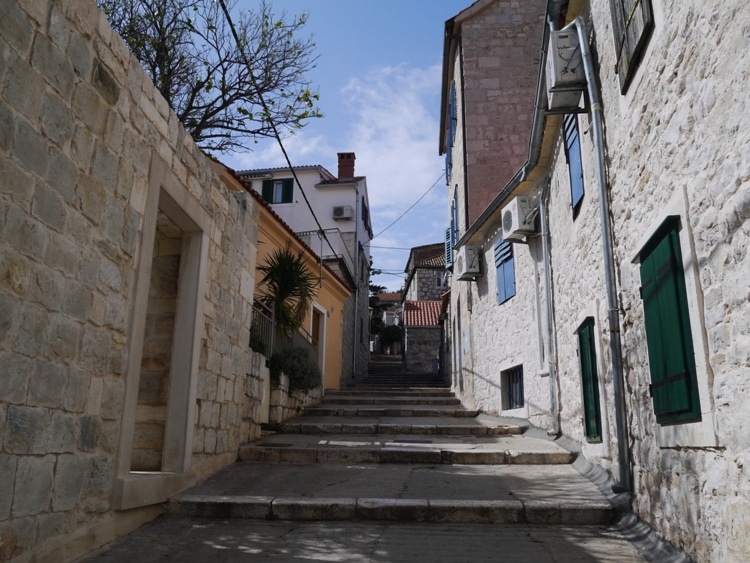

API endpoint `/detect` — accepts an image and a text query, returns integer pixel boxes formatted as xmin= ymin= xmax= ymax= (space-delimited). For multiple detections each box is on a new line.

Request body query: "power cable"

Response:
xmin=218 ymin=1 xmax=338 ymax=262
xmin=369 ymin=171 xmax=445 ymax=240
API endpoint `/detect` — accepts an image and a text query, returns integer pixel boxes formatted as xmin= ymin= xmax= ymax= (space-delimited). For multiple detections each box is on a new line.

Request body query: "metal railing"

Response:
xmin=250 ymin=300 xmax=274 ymax=356
xmin=298 ymin=229 xmax=355 ymax=274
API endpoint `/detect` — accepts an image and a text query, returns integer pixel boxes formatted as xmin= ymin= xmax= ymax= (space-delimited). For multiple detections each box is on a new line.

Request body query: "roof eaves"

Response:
xmin=457 ymin=0 xmax=565 ymax=249
xmin=219 ymin=162 xmax=355 ymax=294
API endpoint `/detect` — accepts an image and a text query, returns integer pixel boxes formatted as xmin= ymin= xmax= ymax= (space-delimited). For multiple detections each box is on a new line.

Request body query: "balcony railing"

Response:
xmin=298 ymin=229 xmax=354 ymax=274
xmin=250 ymin=300 xmax=274 ymax=356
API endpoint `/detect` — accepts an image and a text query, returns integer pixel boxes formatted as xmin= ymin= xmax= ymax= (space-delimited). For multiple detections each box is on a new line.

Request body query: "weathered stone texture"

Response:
xmin=0 ymin=1 xmax=261 ymax=560
xmin=544 ymin=2 xmax=750 ymax=561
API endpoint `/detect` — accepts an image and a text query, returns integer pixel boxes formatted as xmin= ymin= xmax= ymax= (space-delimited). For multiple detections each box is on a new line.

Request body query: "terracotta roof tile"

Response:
xmin=403 ymin=300 xmax=442 ymax=327
xmin=376 ymin=291 xmax=402 ymax=302
xmin=415 ymin=252 xmax=445 ymax=268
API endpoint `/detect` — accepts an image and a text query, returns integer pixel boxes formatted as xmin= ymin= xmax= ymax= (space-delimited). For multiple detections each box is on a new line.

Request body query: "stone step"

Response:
xmin=272 ymin=416 xmax=524 ymax=437
xmin=319 ymin=396 xmax=461 ymax=406
xmin=167 ymin=463 xmax=613 ymax=525
xmin=303 ymin=405 xmax=480 ymax=417
xmin=327 ymin=388 xmax=455 ymax=397
xmin=354 ymin=379 xmax=449 ymax=388
xmin=238 ymin=433 xmax=574 ymax=465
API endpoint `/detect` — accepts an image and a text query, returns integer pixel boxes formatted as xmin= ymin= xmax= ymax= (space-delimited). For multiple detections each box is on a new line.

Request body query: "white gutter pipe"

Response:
xmin=571 ymin=16 xmax=632 ymax=492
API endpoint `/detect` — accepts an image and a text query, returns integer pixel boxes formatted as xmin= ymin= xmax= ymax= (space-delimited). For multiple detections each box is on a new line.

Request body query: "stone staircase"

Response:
xmin=353 ymin=353 xmax=447 ymax=387
xmin=167 ymin=381 xmax=616 ymax=526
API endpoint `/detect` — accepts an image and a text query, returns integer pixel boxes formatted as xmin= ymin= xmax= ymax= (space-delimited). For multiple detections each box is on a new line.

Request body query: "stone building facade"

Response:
xmin=0 ymin=1 xmax=264 ymax=560
xmin=440 ymin=0 xmax=750 ymax=561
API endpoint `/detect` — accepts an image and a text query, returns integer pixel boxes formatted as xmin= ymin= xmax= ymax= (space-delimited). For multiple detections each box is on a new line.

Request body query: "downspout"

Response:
xmin=539 ymin=178 xmax=560 ymax=435
xmin=351 ymin=186 xmax=360 ymax=380
xmin=571 ymin=16 xmax=631 ymax=492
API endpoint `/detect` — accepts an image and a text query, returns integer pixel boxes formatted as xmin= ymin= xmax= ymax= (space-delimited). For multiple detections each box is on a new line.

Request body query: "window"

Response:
xmin=445 ymin=82 xmax=457 ymax=183
xmin=639 ymin=217 xmax=700 ymax=425
xmin=436 ymin=271 xmax=448 ymax=289
xmin=577 ymin=318 xmax=602 ymax=441
xmin=563 ymin=114 xmax=584 ymax=217
xmin=608 ymin=0 xmax=654 ymax=93
xmin=502 ymin=365 xmax=524 ymax=410
xmin=494 ymin=238 xmax=515 ymax=304
xmin=445 ymin=186 xmax=459 ymax=269
xmin=261 ymin=178 xmax=293 ymax=204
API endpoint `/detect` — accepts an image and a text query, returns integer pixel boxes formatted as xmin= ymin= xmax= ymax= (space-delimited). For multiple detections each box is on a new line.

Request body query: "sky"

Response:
xmin=225 ymin=0 xmax=468 ymax=292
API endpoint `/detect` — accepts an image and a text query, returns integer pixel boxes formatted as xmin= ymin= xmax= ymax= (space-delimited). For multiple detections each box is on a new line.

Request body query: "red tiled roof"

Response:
xmin=403 ymin=300 xmax=442 ymax=327
xmin=376 ymin=291 xmax=402 ymax=302
xmin=415 ymin=252 xmax=445 ymax=268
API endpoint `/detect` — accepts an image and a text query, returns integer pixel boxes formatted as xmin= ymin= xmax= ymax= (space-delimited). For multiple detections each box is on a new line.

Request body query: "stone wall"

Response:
xmin=546 ymin=2 xmax=750 ymax=561
xmin=268 ymin=373 xmax=323 ymax=423
xmin=0 ymin=1 xmax=260 ymax=560
xmin=405 ymin=268 xmax=445 ymax=302
xmin=458 ymin=0 xmax=546 ymax=225
xmin=454 ymin=232 xmax=551 ymax=426
xmin=403 ymin=326 xmax=440 ymax=374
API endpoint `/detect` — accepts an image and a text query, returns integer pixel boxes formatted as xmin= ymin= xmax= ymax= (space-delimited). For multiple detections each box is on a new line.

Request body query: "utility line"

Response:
xmin=218 ymin=1 xmax=338 ymax=263
xmin=369 ymin=171 xmax=445 ymax=241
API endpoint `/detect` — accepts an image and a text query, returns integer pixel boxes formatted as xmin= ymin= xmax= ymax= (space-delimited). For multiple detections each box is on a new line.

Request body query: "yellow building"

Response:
xmin=211 ymin=161 xmax=352 ymax=390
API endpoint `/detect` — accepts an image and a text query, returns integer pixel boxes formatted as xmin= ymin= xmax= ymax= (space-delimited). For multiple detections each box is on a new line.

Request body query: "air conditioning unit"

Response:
xmin=332 ymin=205 xmax=353 ymax=220
xmin=546 ymin=26 xmax=585 ymax=110
xmin=501 ymin=196 xmax=536 ymax=242
xmin=455 ymin=245 xmax=481 ymax=280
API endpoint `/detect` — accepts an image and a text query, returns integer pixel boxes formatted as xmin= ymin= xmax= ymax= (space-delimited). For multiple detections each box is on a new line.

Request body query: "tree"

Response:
xmin=98 ymin=0 xmax=322 ymax=153
xmin=369 ymin=283 xmax=386 ymax=296
xmin=256 ymin=245 xmax=318 ymax=338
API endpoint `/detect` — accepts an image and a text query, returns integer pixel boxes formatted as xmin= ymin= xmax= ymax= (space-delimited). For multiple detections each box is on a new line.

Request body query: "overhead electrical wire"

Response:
xmin=217 ymin=0 xmax=338 ymax=262
xmin=369 ymin=171 xmax=445 ymax=241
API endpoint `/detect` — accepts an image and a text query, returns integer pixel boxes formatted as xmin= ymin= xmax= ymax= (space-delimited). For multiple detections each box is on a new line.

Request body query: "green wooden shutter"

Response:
xmin=578 ymin=318 xmax=602 ymax=440
xmin=261 ymin=180 xmax=274 ymax=203
xmin=639 ymin=223 xmax=700 ymax=424
xmin=281 ymin=179 xmax=294 ymax=203
xmin=609 ymin=0 xmax=654 ymax=93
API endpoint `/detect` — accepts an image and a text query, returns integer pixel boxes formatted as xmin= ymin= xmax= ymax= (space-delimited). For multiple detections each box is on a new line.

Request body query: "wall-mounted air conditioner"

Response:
xmin=501 ymin=196 xmax=536 ymax=242
xmin=546 ymin=26 xmax=585 ymax=110
xmin=455 ymin=245 xmax=481 ymax=281
xmin=332 ymin=205 xmax=353 ymax=220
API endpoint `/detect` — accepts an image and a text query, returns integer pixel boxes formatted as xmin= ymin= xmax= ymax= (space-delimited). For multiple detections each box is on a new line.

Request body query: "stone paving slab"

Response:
xmin=77 ymin=519 xmax=648 ymax=562
xmin=302 ymin=405 xmax=480 ymax=417
xmin=275 ymin=414 xmax=524 ymax=436
xmin=166 ymin=462 xmax=612 ymax=525
xmin=319 ymin=396 xmax=461 ymax=405
xmin=238 ymin=433 xmax=573 ymax=465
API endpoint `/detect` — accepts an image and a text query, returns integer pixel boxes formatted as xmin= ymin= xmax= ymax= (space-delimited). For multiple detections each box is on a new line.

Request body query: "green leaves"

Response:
xmin=257 ymin=245 xmax=318 ymax=339
xmin=98 ymin=0 xmax=322 ymax=153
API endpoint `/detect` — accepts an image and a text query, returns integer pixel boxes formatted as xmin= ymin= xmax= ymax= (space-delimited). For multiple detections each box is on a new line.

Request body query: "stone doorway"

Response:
xmin=114 ymin=157 xmax=209 ymax=510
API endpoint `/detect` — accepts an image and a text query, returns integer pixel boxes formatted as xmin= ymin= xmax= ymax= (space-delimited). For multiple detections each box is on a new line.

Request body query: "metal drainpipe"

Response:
xmin=539 ymin=179 xmax=560 ymax=436
xmin=572 ymin=16 xmax=632 ymax=492
xmin=351 ymin=186 xmax=360 ymax=380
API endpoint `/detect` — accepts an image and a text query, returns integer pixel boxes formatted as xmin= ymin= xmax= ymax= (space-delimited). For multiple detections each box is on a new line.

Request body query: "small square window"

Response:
xmin=502 ymin=365 xmax=524 ymax=410
xmin=261 ymin=178 xmax=293 ymax=204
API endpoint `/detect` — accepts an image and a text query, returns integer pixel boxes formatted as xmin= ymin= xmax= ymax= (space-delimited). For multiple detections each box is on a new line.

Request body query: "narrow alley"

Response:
xmin=77 ymin=356 xmax=672 ymax=562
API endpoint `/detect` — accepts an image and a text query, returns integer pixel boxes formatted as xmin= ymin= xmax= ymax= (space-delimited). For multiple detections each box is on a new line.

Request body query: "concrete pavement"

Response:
xmin=75 ymin=381 xmax=688 ymax=562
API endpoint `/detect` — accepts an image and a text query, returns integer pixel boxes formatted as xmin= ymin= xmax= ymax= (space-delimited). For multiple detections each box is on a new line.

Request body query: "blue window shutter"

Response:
xmin=445 ymin=227 xmax=453 ymax=268
xmin=494 ymin=239 xmax=515 ymax=304
xmin=564 ymin=114 xmax=585 ymax=214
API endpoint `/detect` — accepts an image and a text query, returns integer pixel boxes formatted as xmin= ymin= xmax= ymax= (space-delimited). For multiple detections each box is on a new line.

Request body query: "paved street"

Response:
xmin=79 ymin=518 xmax=648 ymax=562
xmin=77 ymin=359 xmax=683 ymax=562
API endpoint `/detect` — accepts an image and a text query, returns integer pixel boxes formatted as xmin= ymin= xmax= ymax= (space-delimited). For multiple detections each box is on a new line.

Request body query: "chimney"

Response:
xmin=337 ymin=152 xmax=355 ymax=179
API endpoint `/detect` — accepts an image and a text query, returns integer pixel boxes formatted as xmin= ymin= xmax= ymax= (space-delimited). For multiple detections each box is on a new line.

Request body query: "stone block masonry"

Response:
xmin=0 ymin=1 xmax=260 ymax=561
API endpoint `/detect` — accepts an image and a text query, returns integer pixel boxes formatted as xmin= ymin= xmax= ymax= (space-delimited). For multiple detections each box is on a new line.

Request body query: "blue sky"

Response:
xmin=226 ymin=0 xmax=467 ymax=292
